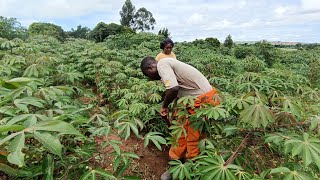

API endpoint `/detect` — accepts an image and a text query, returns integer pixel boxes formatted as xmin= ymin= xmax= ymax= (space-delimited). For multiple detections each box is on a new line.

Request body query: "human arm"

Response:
xmin=160 ymin=86 xmax=179 ymax=116
xmin=157 ymin=60 xmax=179 ymax=116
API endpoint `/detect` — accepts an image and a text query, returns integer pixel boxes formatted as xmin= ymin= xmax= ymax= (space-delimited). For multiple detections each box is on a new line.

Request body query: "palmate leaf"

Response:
xmin=115 ymin=120 xmax=140 ymax=140
xmin=23 ymin=64 xmax=41 ymax=77
xmin=116 ymin=98 xmax=128 ymax=108
xmin=123 ymin=92 xmax=136 ymax=100
xmin=189 ymin=115 xmax=209 ymax=133
xmin=177 ymin=96 xmax=196 ymax=108
xmin=303 ymin=88 xmax=320 ymax=101
xmin=197 ymin=154 xmax=242 ymax=180
xmin=273 ymin=97 xmax=303 ymax=117
xmin=115 ymin=73 xmax=127 ymax=83
xmin=1 ymin=87 xmax=26 ymax=103
xmin=169 ymin=120 xmax=187 ymax=143
xmin=169 ymin=160 xmax=193 ymax=180
xmin=284 ymin=133 xmax=320 ymax=169
xmin=36 ymin=86 xmax=66 ymax=101
xmin=143 ymin=132 xmax=166 ymax=151
xmin=14 ymin=97 xmax=45 ymax=113
xmin=128 ymin=103 xmax=147 ymax=115
xmin=58 ymin=69 xmax=83 ymax=84
xmin=33 ymin=120 xmax=82 ymax=136
xmin=195 ymin=105 xmax=228 ymax=120
xmin=237 ymin=82 xmax=261 ymax=93
xmin=135 ymin=90 xmax=147 ymax=100
xmin=309 ymin=116 xmax=320 ymax=135
xmin=42 ymin=154 xmax=54 ymax=180
xmin=223 ymin=126 xmax=239 ymax=137
xmin=265 ymin=133 xmax=286 ymax=146
xmin=270 ymin=167 xmax=312 ymax=180
xmin=34 ymin=131 xmax=62 ymax=157
xmin=282 ymin=98 xmax=303 ymax=117
xmin=230 ymin=96 xmax=253 ymax=111
xmin=7 ymin=114 xmax=49 ymax=126
xmin=0 ymin=125 xmax=24 ymax=133
xmin=0 ymin=162 xmax=31 ymax=177
xmin=148 ymin=93 xmax=162 ymax=103
xmin=80 ymin=169 xmax=115 ymax=180
xmin=240 ymin=103 xmax=274 ymax=128
xmin=87 ymin=113 xmax=107 ymax=125
xmin=0 ymin=106 xmax=16 ymax=116
xmin=233 ymin=169 xmax=252 ymax=180
xmin=7 ymin=133 xmax=25 ymax=167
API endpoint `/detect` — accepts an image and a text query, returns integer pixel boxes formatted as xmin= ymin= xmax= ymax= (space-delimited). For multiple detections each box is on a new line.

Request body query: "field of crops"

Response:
xmin=0 ymin=33 xmax=320 ymax=179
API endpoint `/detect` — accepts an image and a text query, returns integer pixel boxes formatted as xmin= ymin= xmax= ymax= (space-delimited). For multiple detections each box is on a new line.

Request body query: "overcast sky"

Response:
xmin=1 ymin=0 xmax=320 ymax=42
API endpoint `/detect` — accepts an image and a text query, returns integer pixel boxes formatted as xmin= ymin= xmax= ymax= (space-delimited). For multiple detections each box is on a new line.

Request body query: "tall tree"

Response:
xmin=255 ymin=40 xmax=277 ymax=67
xmin=132 ymin=8 xmax=156 ymax=31
xmin=205 ymin=37 xmax=220 ymax=48
xmin=28 ymin=22 xmax=66 ymax=41
xmin=119 ymin=0 xmax=156 ymax=32
xmin=224 ymin=34 xmax=234 ymax=49
xmin=0 ymin=16 xmax=27 ymax=40
xmin=158 ymin=28 xmax=170 ymax=38
xmin=67 ymin=25 xmax=91 ymax=39
xmin=120 ymin=0 xmax=136 ymax=27
xmin=90 ymin=22 xmax=134 ymax=42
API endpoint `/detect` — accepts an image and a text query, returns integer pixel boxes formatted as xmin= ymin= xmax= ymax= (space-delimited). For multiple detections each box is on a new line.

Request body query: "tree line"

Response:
xmin=0 ymin=0 xmax=163 ymax=42
xmin=1 ymin=0 xmax=318 ymax=50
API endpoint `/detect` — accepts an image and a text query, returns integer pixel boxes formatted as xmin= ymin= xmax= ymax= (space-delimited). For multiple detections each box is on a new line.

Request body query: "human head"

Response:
xmin=140 ymin=56 xmax=161 ymax=80
xmin=160 ymin=38 xmax=174 ymax=55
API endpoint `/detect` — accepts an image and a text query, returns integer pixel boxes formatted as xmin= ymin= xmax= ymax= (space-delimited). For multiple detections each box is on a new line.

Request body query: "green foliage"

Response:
xmin=143 ymin=132 xmax=166 ymax=150
xmin=0 ymin=16 xmax=27 ymax=40
xmin=240 ymin=103 xmax=274 ymax=128
xmin=234 ymin=45 xmax=254 ymax=59
xmin=132 ymin=7 xmax=156 ymax=31
xmin=90 ymin=22 xmax=134 ymax=42
xmin=67 ymin=25 xmax=91 ymax=39
xmin=197 ymin=155 xmax=242 ymax=180
xmin=28 ymin=22 xmax=66 ymax=41
xmin=120 ymin=0 xmax=136 ymax=27
xmin=80 ymin=168 xmax=116 ymax=180
xmin=119 ymin=0 xmax=156 ymax=31
xmin=169 ymin=160 xmax=193 ymax=180
xmin=0 ymin=25 xmax=319 ymax=179
xmin=242 ymin=55 xmax=266 ymax=72
xmin=191 ymin=38 xmax=220 ymax=49
xmin=158 ymin=27 xmax=170 ymax=38
xmin=255 ymin=40 xmax=278 ymax=67
xmin=205 ymin=37 xmax=221 ymax=48
xmin=224 ymin=34 xmax=234 ymax=49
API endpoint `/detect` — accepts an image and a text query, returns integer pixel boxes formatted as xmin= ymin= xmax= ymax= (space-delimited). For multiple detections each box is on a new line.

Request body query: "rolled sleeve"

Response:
xmin=158 ymin=63 xmax=179 ymax=89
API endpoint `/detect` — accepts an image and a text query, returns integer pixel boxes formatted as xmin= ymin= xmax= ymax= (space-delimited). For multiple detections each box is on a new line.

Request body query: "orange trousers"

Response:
xmin=169 ymin=88 xmax=220 ymax=160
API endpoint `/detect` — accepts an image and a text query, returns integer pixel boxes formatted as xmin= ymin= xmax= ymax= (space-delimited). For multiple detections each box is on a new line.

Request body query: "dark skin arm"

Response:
xmin=160 ymin=86 xmax=179 ymax=117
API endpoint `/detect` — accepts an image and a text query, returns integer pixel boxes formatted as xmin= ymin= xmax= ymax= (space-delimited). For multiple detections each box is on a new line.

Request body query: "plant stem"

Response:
xmin=223 ymin=132 xmax=251 ymax=166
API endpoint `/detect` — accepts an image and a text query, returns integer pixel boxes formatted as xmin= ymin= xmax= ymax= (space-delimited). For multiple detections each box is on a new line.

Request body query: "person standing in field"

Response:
xmin=140 ymin=56 xmax=220 ymax=180
xmin=155 ymin=38 xmax=176 ymax=61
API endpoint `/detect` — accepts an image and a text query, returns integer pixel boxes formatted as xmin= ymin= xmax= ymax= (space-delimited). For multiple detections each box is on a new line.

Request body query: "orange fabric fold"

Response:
xmin=169 ymin=88 xmax=220 ymax=160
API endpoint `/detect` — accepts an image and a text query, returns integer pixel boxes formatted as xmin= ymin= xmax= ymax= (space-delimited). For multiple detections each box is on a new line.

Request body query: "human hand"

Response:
xmin=160 ymin=107 xmax=169 ymax=117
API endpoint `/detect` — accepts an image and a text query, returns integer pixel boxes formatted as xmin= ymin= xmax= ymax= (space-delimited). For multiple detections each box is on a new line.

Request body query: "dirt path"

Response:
xmin=95 ymin=134 xmax=170 ymax=179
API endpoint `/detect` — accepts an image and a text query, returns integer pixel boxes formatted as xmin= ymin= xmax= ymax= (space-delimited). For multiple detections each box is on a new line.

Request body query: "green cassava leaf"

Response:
xmin=240 ymin=103 xmax=274 ymax=128
xmin=34 ymin=131 xmax=62 ymax=157
xmin=42 ymin=154 xmax=54 ymax=180
xmin=33 ymin=120 xmax=82 ymax=136
xmin=7 ymin=133 xmax=25 ymax=167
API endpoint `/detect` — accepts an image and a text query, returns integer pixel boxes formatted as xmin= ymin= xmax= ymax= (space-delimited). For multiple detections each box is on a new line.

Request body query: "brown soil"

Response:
xmin=95 ymin=134 xmax=170 ymax=180
xmin=79 ymin=91 xmax=170 ymax=179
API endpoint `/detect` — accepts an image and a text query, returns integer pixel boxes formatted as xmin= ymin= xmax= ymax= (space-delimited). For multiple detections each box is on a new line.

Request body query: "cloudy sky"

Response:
xmin=1 ymin=0 xmax=320 ymax=42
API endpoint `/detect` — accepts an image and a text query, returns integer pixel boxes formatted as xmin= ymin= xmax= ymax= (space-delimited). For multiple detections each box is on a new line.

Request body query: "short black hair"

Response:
xmin=160 ymin=38 xmax=174 ymax=50
xmin=140 ymin=56 xmax=156 ymax=76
